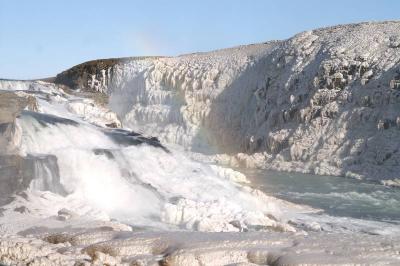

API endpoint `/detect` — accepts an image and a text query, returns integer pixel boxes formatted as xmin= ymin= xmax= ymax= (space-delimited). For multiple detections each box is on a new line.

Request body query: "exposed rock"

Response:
xmin=57 ymin=208 xmax=78 ymax=221
xmin=0 ymin=154 xmax=66 ymax=204
xmin=0 ymin=91 xmax=36 ymax=154
xmin=54 ymin=56 xmax=163 ymax=93
xmin=0 ymin=92 xmax=65 ymax=203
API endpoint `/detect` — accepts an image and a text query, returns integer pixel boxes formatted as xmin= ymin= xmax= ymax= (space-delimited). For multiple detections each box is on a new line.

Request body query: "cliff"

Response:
xmin=54 ymin=21 xmax=400 ymax=184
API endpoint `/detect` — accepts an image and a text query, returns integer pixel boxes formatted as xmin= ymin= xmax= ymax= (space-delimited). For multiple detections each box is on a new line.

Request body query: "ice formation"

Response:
xmin=0 ymin=80 xmax=303 ymax=234
xmin=2 ymin=229 xmax=400 ymax=266
xmin=55 ymin=21 xmax=400 ymax=184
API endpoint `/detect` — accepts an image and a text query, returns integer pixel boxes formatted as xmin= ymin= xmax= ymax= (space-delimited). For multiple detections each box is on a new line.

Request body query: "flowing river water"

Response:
xmin=243 ymin=169 xmax=400 ymax=224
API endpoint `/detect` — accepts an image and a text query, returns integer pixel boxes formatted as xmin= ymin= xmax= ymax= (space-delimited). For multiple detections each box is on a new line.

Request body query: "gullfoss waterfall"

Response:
xmin=5 ymin=85 xmax=293 ymax=232
xmin=2 ymin=21 xmax=400 ymax=265
xmin=2 ymin=79 xmax=400 ymax=237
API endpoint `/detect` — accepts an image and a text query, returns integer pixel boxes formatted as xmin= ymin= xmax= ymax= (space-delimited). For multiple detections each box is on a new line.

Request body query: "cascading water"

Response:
xmin=1 ymin=79 xmax=399 ymax=236
xmin=14 ymin=102 xmax=288 ymax=232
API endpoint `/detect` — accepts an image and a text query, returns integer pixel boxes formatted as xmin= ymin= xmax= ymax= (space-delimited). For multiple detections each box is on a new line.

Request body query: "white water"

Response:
xmin=0 ymin=80 xmax=397 ymax=236
xmin=2 ymin=72 xmax=400 ymax=237
xmin=245 ymin=169 xmax=400 ymax=223
xmin=14 ymin=107 xmax=400 ymax=236
xmin=15 ymin=105 xmax=291 ymax=232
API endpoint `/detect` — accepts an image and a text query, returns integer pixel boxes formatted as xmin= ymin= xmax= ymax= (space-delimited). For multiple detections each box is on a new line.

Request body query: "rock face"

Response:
xmin=0 ymin=91 xmax=36 ymax=153
xmin=55 ymin=21 xmax=400 ymax=183
xmin=54 ymin=56 xmax=163 ymax=93
xmin=0 ymin=91 xmax=48 ymax=202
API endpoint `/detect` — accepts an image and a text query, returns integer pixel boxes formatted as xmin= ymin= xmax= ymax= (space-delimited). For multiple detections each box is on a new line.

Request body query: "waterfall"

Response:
xmin=15 ymin=106 xmax=287 ymax=232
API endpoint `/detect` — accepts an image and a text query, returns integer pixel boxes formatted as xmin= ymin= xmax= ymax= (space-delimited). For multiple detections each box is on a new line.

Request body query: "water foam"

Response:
xmin=16 ymin=109 xmax=291 ymax=232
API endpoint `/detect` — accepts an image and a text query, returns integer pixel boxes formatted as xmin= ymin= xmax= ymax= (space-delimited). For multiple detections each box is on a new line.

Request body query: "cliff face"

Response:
xmin=54 ymin=56 xmax=163 ymax=92
xmin=0 ymin=91 xmax=50 ymax=201
xmin=0 ymin=91 xmax=38 ymax=154
xmin=54 ymin=21 xmax=400 ymax=184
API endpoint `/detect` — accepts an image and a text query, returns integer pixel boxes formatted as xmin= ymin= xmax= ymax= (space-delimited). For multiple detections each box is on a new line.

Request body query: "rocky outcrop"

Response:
xmin=0 ymin=91 xmax=65 ymax=201
xmin=54 ymin=56 xmax=163 ymax=93
xmin=0 ymin=91 xmax=37 ymax=153
xmin=0 ymin=92 xmax=31 ymax=201
xmin=45 ymin=21 xmax=400 ymax=183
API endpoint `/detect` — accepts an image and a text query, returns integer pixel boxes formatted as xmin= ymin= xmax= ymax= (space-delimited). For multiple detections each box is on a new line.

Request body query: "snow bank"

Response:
xmin=2 ymin=229 xmax=400 ymax=265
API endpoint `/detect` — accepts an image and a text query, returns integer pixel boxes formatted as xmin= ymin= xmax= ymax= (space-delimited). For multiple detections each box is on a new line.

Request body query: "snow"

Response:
xmin=80 ymin=21 xmax=400 ymax=184
xmin=1 ymin=229 xmax=400 ymax=265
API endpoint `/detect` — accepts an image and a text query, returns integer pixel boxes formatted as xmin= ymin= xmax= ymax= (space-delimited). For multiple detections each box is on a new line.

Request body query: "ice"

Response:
xmin=0 ymin=86 xmax=295 ymax=233
xmin=17 ymin=113 xmax=295 ymax=231
xmin=76 ymin=21 xmax=400 ymax=184
xmin=1 ymin=229 xmax=400 ymax=265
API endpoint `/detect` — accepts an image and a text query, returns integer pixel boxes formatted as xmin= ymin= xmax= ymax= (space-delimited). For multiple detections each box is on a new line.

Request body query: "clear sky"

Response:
xmin=1 ymin=0 xmax=399 ymax=79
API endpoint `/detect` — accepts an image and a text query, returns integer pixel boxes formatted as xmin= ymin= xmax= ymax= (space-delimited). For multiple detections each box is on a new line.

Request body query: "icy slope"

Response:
xmin=55 ymin=21 xmax=400 ymax=183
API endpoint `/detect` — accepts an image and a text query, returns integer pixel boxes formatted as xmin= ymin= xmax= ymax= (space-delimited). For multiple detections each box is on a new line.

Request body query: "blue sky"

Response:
xmin=1 ymin=0 xmax=399 ymax=79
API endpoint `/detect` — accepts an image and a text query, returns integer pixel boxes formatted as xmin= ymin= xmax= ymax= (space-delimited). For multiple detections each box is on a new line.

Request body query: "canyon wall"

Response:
xmin=54 ymin=21 xmax=400 ymax=184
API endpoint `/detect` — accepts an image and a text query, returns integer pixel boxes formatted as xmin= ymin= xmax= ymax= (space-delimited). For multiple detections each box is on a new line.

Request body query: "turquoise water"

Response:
xmin=243 ymin=169 xmax=400 ymax=223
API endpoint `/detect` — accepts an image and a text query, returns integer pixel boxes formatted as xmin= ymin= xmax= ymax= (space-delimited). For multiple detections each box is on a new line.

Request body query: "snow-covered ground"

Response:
xmin=3 ymin=229 xmax=400 ymax=265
